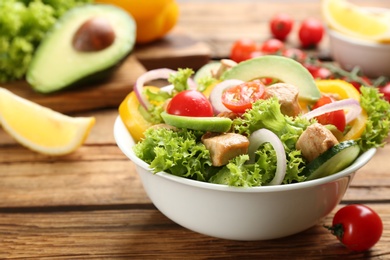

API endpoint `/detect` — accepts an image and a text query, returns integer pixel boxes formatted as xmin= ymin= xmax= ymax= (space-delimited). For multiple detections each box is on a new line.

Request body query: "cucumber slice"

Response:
xmin=161 ymin=112 xmax=232 ymax=132
xmin=303 ymin=140 xmax=361 ymax=181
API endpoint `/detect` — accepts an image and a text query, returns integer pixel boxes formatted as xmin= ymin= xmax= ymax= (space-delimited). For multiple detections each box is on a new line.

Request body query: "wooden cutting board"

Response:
xmin=1 ymin=28 xmax=211 ymax=114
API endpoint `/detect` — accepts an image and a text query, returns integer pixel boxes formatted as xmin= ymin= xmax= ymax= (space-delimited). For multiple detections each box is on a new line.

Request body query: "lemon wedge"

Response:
xmin=0 ymin=87 xmax=95 ymax=155
xmin=322 ymin=0 xmax=390 ymax=43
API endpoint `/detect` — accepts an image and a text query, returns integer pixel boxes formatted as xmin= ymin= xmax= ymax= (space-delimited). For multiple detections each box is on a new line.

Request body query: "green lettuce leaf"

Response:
xmin=133 ymin=128 xmax=214 ymax=182
xmin=358 ymin=86 xmax=390 ymax=151
xmin=233 ymin=97 xmax=311 ymax=152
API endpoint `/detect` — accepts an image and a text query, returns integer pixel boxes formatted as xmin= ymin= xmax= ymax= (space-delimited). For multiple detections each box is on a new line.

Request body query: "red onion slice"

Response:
xmin=134 ymin=68 xmax=177 ymax=109
xmin=134 ymin=69 xmax=197 ymax=110
xmin=302 ymin=98 xmax=362 ymax=124
xmin=248 ymin=129 xmax=287 ymax=186
xmin=209 ymin=79 xmax=244 ymax=114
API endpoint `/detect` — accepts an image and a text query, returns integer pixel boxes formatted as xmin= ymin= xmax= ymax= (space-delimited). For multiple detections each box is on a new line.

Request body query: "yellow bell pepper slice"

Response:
xmin=119 ymin=86 xmax=160 ymax=142
xmin=315 ymin=79 xmax=367 ymax=140
xmin=315 ymin=79 xmax=361 ymax=101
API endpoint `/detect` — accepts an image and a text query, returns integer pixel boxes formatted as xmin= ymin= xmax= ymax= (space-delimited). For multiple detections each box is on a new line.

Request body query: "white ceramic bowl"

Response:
xmin=328 ymin=28 xmax=390 ymax=78
xmin=114 ymin=116 xmax=376 ymax=241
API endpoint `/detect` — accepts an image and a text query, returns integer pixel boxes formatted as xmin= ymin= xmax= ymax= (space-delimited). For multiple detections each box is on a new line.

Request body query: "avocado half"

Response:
xmin=27 ymin=4 xmax=136 ymax=93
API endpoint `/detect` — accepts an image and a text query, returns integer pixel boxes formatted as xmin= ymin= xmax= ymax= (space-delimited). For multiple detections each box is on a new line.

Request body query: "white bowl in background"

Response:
xmin=114 ymin=116 xmax=376 ymax=241
xmin=327 ymin=26 xmax=390 ymax=78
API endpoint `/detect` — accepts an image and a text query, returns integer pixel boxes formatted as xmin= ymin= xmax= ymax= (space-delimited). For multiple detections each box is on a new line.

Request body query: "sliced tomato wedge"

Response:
xmin=221 ymin=80 xmax=266 ymax=113
xmin=312 ymin=96 xmax=346 ymax=132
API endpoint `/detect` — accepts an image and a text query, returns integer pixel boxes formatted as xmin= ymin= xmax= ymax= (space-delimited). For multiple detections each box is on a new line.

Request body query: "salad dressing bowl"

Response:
xmin=114 ymin=116 xmax=376 ymax=241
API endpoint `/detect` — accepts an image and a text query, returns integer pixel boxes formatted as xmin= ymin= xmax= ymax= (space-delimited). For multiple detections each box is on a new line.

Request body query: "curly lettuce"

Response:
xmin=358 ymin=86 xmax=390 ymax=151
xmin=133 ymin=127 xmax=215 ymax=182
xmin=0 ymin=0 xmax=91 ymax=82
xmin=233 ymin=97 xmax=311 ymax=152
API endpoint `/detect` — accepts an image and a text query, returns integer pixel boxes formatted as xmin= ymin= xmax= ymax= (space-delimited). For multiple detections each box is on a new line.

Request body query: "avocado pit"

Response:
xmin=73 ymin=17 xmax=115 ymax=52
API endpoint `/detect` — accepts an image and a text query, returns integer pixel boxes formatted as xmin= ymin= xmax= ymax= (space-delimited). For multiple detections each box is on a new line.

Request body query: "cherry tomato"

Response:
xmin=260 ymin=38 xmax=285 ymax=54
xmin=259 ymin=77 xmax=275 ymax=86
xmin=166 ymin=90 xmax=214 ymax=117
xmin=270 ymin=13 xmax=294 ymax=41
xmin=328 ymin=204 xmax=383 ymax=252
xmin=230 ymin=38 xmax=259 ymax=63
xmin=379 ymin=82 xmax=390 ymax=102
xmin=311 ymin=67 xmax=332 ymax=79
xmin=298 ymin=18 xmax=324 ymax=48
xmin=344 ymin=76 xmax=372 ymax=93
xmin=248 ymin=50 xmax=264 ymax=59
xmin=282 ymin=48 xmax=307 ymax=63
xmin=221 ymin=80 xmax=266 ymax=113
xmin=312 ymin=96 xmax=346 ymax=132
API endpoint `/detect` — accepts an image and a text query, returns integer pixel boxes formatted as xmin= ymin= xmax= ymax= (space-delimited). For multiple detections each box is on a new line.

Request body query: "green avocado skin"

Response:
xmin=161 ymin=112 xmax=232 ymax=133
xmin=26 ymin=4 xmax=136 ymax=93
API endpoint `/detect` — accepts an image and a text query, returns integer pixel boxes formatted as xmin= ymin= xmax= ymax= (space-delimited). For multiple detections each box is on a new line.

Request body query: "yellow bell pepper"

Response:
xmin=95 ymin=0 xmax=179 ymax=44
xmin=315 ymin=79 xmax=367 ymax=141
xmin=119 ymin=86 xmax=161 ymax=142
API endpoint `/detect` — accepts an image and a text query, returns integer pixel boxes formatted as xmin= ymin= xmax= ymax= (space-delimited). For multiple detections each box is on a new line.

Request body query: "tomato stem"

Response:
xmin=324 ymin=223 xmax=344 ymax=239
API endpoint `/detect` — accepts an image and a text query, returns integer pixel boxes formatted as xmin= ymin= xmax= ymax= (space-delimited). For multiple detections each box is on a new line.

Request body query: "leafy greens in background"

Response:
xmin=0 ymin=0 xmax=92 ymax=83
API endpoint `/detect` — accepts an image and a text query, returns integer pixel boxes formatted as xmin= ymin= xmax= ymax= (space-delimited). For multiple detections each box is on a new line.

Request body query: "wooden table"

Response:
xmin=1 ymin=1 xmax=390 ymax=259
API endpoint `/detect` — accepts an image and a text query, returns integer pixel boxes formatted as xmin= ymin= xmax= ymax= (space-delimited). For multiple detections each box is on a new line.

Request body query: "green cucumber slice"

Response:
xmin=161 ymin=112 xmax=232 ymax=132
xmin=303 ymin=140 xmax=361 ymax=181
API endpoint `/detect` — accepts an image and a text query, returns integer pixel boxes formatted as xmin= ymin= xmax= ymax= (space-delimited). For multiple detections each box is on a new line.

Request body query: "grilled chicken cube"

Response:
xmin=265 ymin=83 xmax=301 ymax=117
xmin=202 ymin=132 xmax=249 ymax=166
xmin=296 ymin=123 xmax=339 ymax=162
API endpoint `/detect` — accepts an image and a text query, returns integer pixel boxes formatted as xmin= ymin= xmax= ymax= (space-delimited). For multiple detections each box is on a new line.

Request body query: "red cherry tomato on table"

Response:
xmin=260 ymin=38 xmax=285 ymax=54
xmin=328 ymin=204 xmax=383 ymax=252
xmin=379 ymin=82 xmax=390 ymax=102
xmin=221 ymin=80 xmax=266 ymax=113
xmin=270 ymin=13 xmax=294 ymax=41
xmin=230 ymin=38 xmax=259 ymax=63
xmin=312 ymin=96 xmax=346 ymax=132
xmin=298 ymin=18 xmax=324 ymax=48
xmin=166 ymin=90 xmax=214 ymax=117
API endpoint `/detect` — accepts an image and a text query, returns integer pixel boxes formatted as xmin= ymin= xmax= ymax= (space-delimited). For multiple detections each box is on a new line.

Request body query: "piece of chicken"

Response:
xmin=296 ymin=123 xmax=339 ymax=162
xmin=264 ymin=83 xmax=301 ymax=117
xmin=202 ymin=132 xmax=249 ymax=166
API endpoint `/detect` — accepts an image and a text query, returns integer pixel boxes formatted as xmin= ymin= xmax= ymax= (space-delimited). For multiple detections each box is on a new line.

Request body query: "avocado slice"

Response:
xmin=27 ymin=4 xmax=136 ymax=93
xmin=161 ymin=112 xmax=232 ymax=132
xmin=221 ymin=55 xmax=321 ymax=102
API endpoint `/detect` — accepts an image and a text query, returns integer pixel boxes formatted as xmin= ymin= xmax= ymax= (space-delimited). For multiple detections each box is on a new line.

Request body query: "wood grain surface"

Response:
xmin=1 ymin=1 xmax=390 ymax=259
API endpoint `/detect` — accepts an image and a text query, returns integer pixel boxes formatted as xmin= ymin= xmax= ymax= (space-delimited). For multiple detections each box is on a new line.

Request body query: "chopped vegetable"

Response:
xmin=248 ymin=128 xmax=286 ymax=185
xmin=358 ymin=86 xmax=390 ymax=151
xmin=209 ymin=79 xmax=244 ymax=114
xmin=221 ymin=80 xmax=266 ymax=113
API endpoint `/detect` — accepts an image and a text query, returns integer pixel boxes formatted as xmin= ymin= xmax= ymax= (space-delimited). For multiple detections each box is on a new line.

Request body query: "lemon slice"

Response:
xmin=322 ymin=0 xmax=390 ymax=43
xmin=0 ymin=87 xmax=95 ymax=155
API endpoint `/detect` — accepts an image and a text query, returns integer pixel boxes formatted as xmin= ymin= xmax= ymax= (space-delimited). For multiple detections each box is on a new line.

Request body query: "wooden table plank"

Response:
xmin=1 ymin=204 xmax=389 ymax=259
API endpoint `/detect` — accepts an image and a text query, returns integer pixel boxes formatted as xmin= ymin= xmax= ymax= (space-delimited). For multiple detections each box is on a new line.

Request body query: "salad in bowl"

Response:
xmin=114 ymin=55 xmax=389 ymax=240
xmin=118 ymin=55 xmax=389 ymax=187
